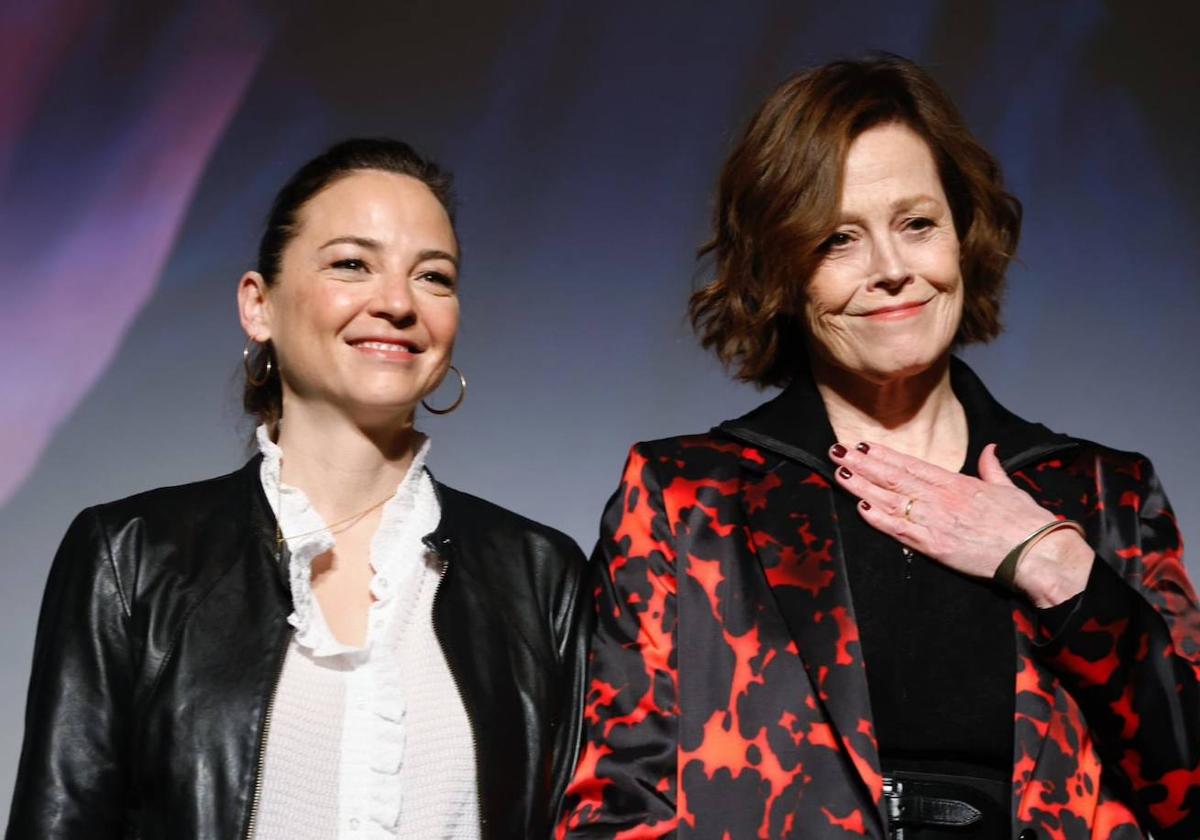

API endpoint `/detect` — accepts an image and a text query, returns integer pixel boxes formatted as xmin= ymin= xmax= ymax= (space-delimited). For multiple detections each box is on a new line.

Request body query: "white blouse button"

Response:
xmin=349 ymin=816 xmax=360 ymax=830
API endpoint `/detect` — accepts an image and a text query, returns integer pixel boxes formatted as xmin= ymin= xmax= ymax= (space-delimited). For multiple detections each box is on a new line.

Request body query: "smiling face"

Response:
xmin=803 ymin=122 xmax=963 ymax=385
xmin=240 ymin=169 xmax=460 ymax=427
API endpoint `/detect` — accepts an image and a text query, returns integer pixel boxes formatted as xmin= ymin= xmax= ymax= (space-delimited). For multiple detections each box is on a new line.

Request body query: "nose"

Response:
xmin=868 ymin=234 xmax=911 ymax=292
xmin=368 ymin=273 xmax=417 ymax=326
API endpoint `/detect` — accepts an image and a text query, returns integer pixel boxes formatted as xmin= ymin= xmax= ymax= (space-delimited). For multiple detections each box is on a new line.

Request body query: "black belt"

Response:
xmin=883 ymin=771 xmax=1009 ymax=839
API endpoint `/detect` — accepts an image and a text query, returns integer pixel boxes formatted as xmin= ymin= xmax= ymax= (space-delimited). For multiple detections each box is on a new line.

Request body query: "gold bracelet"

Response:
xmin=993 ymin=519 xmax=1086 ymax=592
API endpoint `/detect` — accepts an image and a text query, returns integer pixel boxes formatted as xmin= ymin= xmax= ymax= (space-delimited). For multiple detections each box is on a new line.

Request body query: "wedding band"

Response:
xmin=904 ymin=498 xmax=916 ymax=521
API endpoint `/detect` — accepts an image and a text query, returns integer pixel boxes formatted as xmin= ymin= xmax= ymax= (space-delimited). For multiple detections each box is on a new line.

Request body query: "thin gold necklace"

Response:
xmin=275 ymin=488 xmax=394 ymax=548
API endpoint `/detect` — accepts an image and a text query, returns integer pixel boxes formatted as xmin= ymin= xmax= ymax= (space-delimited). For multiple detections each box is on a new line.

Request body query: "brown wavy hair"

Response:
xmin=690 ymin=53 xmax=1022 ymax=387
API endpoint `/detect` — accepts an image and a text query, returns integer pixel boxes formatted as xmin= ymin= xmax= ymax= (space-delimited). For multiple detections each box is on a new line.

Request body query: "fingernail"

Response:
xmin=830 ymin=443 xmax=847 ymax=458
xmin=859 ymin=500 xmax=871 ymax=510
xmin=838 ymin=466 xmax=853 ymax=479
xmin=855 ymin=442 xmax=870 ymax=453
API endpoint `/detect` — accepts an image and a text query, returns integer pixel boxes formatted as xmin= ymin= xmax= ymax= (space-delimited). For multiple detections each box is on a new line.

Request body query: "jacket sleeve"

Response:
xmin=1035 ymin=457 xmax=1200 ymax=838
xmin=5 ymin=508 xmax=134 ymax=840
xmin=549 ymin=533 xmax=594 ymax=829
xmin=559 ymin=445 xmax=681 ymax=839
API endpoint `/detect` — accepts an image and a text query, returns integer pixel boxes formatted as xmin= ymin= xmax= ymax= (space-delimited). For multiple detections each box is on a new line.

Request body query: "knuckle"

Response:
xmin=928 ymin=534 xmax=951 ymax=557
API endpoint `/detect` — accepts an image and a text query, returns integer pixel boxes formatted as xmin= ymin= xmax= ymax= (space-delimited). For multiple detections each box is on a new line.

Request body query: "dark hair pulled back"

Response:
xmin=243 ymin=137 xmax=456 ymax=429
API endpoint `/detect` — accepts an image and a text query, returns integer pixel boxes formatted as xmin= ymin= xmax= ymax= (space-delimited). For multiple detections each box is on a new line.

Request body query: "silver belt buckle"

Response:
xmin=882 ymin=776 xmax=906 ymax=840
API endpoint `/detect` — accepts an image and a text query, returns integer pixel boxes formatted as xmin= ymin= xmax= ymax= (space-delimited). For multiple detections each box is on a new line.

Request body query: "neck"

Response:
xmin=811 ymin=355 xmax=967 ymax=470
xmin=273 ymin=399 xmax=421 ymax=520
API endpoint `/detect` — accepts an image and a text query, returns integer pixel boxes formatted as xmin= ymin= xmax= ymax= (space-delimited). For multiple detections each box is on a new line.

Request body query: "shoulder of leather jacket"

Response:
xmin=78 ymin=461 xmax=271 ymax=610
xmin=432 ymin=481 xmax=589 ymax=661
xmin=435 ymin=481 xmax=585 ymax=564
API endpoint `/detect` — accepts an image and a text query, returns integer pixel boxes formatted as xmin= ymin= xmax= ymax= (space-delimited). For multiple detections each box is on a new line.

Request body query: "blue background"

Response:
xmin=3 ymin=1 xmax=1198 ymax=818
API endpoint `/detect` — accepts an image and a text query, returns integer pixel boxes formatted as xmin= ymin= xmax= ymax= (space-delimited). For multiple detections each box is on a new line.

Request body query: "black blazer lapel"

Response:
xmin=734 ymin=448 xmax=885 ymax=828
xmin=716 ymin=370 xmax=886 ymax=819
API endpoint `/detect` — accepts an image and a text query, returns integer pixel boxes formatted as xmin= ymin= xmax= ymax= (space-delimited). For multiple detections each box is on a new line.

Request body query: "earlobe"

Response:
xmin=237 ymin=271 xmax=272 ymax=341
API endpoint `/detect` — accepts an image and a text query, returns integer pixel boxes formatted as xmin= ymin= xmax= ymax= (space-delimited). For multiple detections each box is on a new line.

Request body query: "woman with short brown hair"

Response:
xmin=561 ymin=55 xmax=1199 ymax=839
xmin=692 ymin=54 xmax=1017 ymax=389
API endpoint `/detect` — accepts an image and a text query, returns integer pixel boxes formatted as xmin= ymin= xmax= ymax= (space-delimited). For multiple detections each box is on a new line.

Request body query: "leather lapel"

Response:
xmin=242 ymin=453 xmax=292 ymax=597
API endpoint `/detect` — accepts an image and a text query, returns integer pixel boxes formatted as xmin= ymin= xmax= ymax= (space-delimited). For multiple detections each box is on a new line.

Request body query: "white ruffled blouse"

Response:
xmin=251 ymin=426 xmax=479 ymax=840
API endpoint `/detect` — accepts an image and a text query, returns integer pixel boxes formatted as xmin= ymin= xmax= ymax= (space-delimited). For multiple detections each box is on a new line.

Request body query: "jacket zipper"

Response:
xmin=427 ymin=535 xmax=487 ymax=838
xmin=243 ymin=628 xmax=292 ymax=840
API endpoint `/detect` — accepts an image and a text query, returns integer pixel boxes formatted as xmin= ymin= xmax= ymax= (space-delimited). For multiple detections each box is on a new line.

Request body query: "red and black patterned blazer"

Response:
xmin=560 ymin=361 xmax=1200 ymax=839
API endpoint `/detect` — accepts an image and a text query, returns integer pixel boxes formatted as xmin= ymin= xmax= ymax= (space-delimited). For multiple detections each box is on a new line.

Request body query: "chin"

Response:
xmin=347 ymin=374 xmax=427 ymax=407
xmin=342 ymin=391 xmax=422 ymax=422
xmin=852 ymin=347 xmax=949 ymax=385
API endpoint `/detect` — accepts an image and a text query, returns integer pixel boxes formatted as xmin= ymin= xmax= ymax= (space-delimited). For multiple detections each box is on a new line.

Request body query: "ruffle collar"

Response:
xmin=256 ymin=424 xmax=437 ymax=658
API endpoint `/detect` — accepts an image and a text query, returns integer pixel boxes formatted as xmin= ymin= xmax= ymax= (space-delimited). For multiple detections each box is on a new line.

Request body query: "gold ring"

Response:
xmin=904 ymin=498 xmax=916 ymax=521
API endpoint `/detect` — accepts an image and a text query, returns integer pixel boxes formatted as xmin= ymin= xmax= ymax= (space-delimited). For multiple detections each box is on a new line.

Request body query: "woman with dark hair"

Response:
xmin=7 ymin=138 xmax=588 ymax=840
xmin=561 ymin=56 xmax=1200 ymax=839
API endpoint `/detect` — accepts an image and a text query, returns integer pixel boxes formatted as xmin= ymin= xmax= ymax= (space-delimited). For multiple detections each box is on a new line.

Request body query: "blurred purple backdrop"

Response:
xmin=2 ymin=0 xmax=1198 ymax=819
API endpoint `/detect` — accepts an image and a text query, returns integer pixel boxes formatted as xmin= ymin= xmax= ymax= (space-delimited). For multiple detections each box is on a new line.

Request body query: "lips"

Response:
xmin=858 ymin=298 xmax=932 ymax=320
xmin=347 ymin=337 xmax=422 ymax=358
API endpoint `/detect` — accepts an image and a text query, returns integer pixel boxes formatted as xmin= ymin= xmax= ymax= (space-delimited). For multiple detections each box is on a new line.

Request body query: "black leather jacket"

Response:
xmin=6 ymin=457 xmax=590 ymax=840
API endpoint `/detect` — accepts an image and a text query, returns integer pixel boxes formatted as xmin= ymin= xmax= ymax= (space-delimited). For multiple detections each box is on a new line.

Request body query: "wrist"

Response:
xmin=1014 ymin=531 xmax=1094 ymax=608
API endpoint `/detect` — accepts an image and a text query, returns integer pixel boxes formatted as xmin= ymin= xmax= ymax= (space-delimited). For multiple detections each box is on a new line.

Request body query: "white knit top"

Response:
xmin=251 ymin=426 xmax=479 ymax=840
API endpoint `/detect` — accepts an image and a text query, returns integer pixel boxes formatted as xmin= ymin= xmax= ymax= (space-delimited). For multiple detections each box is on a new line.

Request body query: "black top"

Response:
xmin=833 ymin=406 xmax=1017 ymax=782
xmin=818 ymin=372 xmax=1081 ymax=785
xmin=721 ymin=359 xmax=1085 ymax=787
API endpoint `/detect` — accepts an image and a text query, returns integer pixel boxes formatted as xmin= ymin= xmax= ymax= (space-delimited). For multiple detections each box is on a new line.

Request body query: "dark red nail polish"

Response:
xmin=831 ymin=443 xmax=847 ymax=458
xmin=838 ymin=466 xmax=852 ymax=479
xmin=859 ymin=500 xmax=871 ymax=510
xmin=855 ymin=442 xmax=870 ymax=453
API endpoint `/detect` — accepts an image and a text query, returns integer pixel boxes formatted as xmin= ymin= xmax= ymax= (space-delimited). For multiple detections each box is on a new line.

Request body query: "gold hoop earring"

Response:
xmin=243 ymin=338 xmax=273 ymax=387
xmin=422 ymin=365 xmax=466 ymax=415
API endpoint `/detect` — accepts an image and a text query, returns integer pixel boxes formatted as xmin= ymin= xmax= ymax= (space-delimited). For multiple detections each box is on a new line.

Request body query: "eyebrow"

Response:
xmin=890 ymin=194 xmax=942 ymax=213
xmin=417 ymin=249 xmax=459 ymax=268
xmin=837 ymin=194 xmax=944 ymax=224
xmin=319 ymin=236 xmax=382 ymax=251
xmin=318 ymin=237 xmax=459 ymax=268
